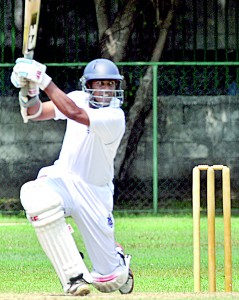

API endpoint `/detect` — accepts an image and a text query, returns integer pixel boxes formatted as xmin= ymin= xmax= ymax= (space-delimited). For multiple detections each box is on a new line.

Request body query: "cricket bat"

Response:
xmin=22 ymin=0 xmax=41 ymax=59
xmin=21 ymin=0 xmax=41 ymax=122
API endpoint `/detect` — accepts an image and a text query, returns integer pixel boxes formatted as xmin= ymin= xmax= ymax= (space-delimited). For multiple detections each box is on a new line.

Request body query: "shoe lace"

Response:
xmin=68 ymin=273 xmax=84 ymax=286
xmin=116 ymin=247 xmax=126 ymax=265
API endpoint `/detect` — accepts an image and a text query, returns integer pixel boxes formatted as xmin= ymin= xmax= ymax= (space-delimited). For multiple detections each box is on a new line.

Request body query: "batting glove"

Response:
xmin=19 ymin=92 xmax=40 ymax=108
xmin=11 ymin=71 xmax=40 ymax=97
xmin=13 ymin=58 xmax=52 ymax=90
xmin=11 ymin=71 xmax=27 ymax=88
xmin=28 ymin=81 xmax=40 ymax=97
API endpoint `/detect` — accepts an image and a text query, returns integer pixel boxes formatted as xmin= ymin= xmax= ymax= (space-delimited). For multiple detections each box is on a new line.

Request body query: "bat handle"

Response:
xmin=21 ymin=84 xmax=29 ymax=97
xmin=20 ymin=52 xmax=34 ymax=123
xmin=20 ymin=51 xmax=34 ymax=96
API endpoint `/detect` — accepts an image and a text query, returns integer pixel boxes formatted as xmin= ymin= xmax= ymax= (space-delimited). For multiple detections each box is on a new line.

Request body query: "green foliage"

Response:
xmin=0 ymin=214 xmax=239 ymax=294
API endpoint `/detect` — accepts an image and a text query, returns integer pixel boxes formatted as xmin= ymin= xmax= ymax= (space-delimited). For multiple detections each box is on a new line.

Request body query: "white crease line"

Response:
xmin=0 ymin=223 xmax=28 ymax=226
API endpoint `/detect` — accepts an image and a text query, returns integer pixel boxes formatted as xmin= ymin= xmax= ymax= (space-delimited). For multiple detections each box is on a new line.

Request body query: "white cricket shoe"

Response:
xmin=67 ymin=274 xmax=90 ymax=296
xmin=119 ymin=256 xmax=134 ymax=294
xmin=115 ymin=244 xmax=134 ymax=294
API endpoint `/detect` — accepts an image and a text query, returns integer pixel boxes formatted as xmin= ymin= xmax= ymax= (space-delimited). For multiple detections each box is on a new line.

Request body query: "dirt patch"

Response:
xmin=1 ymin=292 xmax=239 ymax=300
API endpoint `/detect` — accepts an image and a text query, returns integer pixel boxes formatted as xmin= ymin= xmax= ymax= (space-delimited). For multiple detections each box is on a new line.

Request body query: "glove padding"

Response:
xmin=11 ymin=71 xmax=40 ymax=98
xmin=19 ymin=92 xmax=40 ymax=108
xmin=11 ymin=71 xmax=27 ymax=88
xmin=13 ymin=58 xmax=52 ymax=90
xmin=28 ymin=81 xmax=40 ymax=97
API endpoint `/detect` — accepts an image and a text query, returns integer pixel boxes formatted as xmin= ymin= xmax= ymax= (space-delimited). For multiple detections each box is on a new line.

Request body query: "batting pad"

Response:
xmin=20 ymin=181 xmax=93 ymax=292
xmin=36 ymin=214 xmax=93 ymax=291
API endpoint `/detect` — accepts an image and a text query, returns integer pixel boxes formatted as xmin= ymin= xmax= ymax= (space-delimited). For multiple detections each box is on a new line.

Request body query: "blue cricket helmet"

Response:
xmin=80 ymin=58 xmax=124 ymax=108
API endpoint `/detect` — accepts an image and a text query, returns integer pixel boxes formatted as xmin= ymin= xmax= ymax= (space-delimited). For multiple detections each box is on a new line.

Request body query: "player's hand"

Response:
xmin=28 ymin=81 xmax=40 ymax=97
xmin=13 ymin=58 xmax=52 ymax=90
xmin=11 ymin=71 xmax=27 ymax=88
xmin=11 ymin=72 xmax=39 ymax=97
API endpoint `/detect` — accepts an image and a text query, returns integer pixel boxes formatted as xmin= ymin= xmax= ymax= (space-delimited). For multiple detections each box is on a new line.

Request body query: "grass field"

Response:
xmin=1 ymin=213 xmax=239 ymax=299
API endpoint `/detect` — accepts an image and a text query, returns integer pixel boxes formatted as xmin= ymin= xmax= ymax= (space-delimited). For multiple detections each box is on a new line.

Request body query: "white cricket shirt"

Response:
xmin=39 ymin=91 xmax=125 ymax=186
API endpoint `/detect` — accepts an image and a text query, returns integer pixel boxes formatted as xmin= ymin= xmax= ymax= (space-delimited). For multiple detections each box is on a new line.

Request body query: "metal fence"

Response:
xmin=1 ymin=1 xmax=239 ymax=63
xmin=1 ymin=62 xmax=239 ymax=214
xmin=1 ymin=0 xmax=239 ymax=213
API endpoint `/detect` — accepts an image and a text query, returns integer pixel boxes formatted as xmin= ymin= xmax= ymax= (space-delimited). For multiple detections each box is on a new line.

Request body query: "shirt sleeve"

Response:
xmin=53 ymin=104 xmax=67 ymax=120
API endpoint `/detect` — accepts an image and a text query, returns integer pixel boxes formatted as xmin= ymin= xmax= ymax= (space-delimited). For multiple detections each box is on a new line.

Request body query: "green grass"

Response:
xmin=0 ymin=214 xmax=239 ymax=294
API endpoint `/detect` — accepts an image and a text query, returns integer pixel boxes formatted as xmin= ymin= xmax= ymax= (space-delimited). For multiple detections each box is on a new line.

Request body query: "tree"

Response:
xmin=93 ymin=0 xmax=176 ymax=179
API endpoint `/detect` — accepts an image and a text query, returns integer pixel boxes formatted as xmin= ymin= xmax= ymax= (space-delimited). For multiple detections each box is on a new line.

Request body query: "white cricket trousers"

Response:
xmin=35 ymin=174 xmax=120 ymax=275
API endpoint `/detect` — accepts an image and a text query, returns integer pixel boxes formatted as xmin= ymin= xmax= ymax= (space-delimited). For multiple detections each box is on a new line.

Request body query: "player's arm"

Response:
xmin=11 ymin=58 xmax=90 ymax=125
xmin=26 ymin=85 xmax=89 ymax=124
xmin=27 ymin=100 xmax=55 ymax=121
xmin=11 ymin=75 xmax=55 ymax=121
xmin=44 ymin=81 xmax=90 ymax=126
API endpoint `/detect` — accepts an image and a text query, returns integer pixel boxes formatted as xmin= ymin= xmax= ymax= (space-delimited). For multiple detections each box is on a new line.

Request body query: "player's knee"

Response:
xmin=20 ymin=180 xmax=64 ymax=227
xmin=92 ymin=264 xmax=128 ymax=293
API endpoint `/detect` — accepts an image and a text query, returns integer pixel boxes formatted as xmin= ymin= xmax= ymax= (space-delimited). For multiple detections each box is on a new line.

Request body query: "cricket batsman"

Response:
xmin=10 ymin=57 xmax=134 ymax=296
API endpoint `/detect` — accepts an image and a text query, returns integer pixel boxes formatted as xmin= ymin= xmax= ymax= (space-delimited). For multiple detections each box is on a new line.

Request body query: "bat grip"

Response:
xmin=20 ymin=52 xmax=34 ymax=123
xmin=20 ymin=51 xmax=34 ymax=97
xmin=21 ymin=85 xmax=29 ymax=97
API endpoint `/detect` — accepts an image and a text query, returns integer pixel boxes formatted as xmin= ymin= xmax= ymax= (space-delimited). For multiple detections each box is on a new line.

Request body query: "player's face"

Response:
xmin=91 ymin=80 xmax=116 ymax=104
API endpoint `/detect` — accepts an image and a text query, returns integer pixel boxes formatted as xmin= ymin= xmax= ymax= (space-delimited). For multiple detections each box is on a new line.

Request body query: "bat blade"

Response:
xmin=21 ymin=0 xmax=41 ymax=123
xmin=22 ymin=0 xmax=41 ymax=59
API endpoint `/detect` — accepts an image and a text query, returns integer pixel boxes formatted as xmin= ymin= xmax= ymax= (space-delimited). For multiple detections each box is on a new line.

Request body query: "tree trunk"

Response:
xmin=93 ymin=0 xmax=109 ymax=41
xmin=94 ymin=0 xmax=175 ymax=180
xmin=97 ymin=0 xmax=140 ymax=61
xmin=115 ymin=5 xmax=175 ymax=179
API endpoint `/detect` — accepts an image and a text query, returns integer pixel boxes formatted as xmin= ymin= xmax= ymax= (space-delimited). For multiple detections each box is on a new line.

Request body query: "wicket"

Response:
xmin=192 ymin=165 xmax=232 ymax=292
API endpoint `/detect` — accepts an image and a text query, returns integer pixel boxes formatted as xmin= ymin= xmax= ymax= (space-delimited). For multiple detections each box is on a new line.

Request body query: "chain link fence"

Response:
xmin=1 ymin=63 xmax=239 ymax=214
